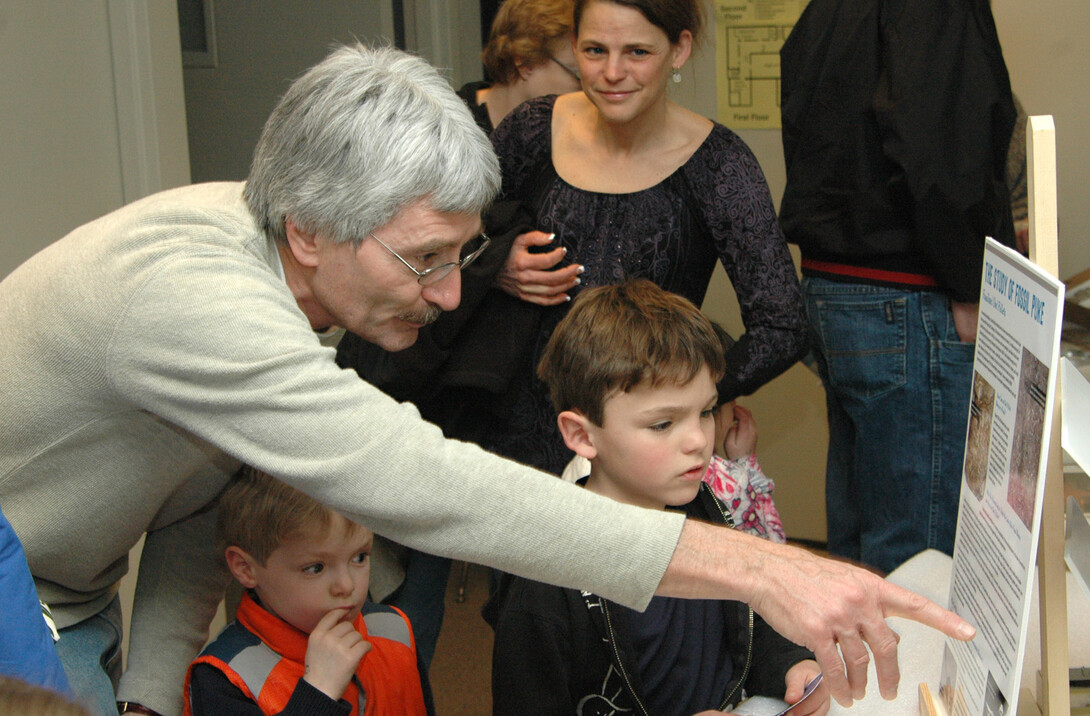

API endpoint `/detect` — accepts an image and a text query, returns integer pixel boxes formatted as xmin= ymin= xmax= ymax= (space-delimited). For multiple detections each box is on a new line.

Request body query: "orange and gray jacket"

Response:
xmin=184 ymin=592 xmax=431 ymax=716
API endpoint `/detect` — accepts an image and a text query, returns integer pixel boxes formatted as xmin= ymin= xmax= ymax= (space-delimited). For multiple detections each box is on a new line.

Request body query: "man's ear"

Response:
xmin=224 ymin=546 xmax=261 ymax=589
xmin=284 ymin=219 xmax=321 ymax=269
xmin=557 ymin=410 xmax=598 ymax=459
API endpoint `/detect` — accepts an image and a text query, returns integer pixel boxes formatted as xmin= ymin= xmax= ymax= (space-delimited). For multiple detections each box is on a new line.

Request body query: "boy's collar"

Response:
xmin=236 ymin=590 xmax=310 ymax=662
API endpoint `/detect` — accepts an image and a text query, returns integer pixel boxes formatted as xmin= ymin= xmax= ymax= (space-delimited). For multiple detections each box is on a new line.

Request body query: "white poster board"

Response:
xmin=939 ymin=238 xmax=1064 ymax=716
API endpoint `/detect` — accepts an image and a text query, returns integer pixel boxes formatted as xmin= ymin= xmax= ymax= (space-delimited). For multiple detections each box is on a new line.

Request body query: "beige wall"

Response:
xmin=992 ymin=0 xmax=1090 ymax=280
xmin=181 ymin=1 xmax=491 ymax=184
xmin=0 ymin=3 xmax=121 ymax=278
xmin=0 ymin=1 xmax=190 ymax=280
xmin=183 ymin=2 xmax=393 ymax=183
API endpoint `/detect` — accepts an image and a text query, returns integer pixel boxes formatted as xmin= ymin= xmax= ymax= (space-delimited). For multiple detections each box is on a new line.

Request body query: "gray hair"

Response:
xmin=244 ymin=43 xmax=501 ymax=245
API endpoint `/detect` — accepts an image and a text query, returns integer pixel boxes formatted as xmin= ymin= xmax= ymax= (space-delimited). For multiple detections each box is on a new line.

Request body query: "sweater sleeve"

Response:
xmin=116 ymin=506 xmax=229 ymax=713
xmin=106 ymin=241 xmax=683 ymax=614
xmin=688 ymin=127 xmax=809 ymax=401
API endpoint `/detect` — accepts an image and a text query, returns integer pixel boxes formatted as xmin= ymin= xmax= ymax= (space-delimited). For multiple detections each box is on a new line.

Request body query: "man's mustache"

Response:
xmin=400 ymin=305 xmax=442 ymax=326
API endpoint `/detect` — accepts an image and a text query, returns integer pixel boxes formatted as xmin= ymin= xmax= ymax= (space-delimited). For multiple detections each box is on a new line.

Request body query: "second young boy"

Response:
xmin=184 ymin=468 xmax=431 ymax=716
xmin=486 ymin=279 xmax=829 ymax=716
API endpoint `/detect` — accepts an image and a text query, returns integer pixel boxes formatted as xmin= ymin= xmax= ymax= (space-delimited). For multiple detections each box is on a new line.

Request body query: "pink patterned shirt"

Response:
xmin=701 ymin=454 xmax=786 ymax=543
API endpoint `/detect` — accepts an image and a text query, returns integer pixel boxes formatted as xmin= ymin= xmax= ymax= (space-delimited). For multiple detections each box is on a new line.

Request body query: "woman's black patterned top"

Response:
xmin=482 ymin=95 xmax=808 ymax=474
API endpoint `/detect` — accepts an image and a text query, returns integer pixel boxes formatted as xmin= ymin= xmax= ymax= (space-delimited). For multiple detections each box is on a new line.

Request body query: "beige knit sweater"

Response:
xmin=0 ymin=183 xmax=683 ymax=713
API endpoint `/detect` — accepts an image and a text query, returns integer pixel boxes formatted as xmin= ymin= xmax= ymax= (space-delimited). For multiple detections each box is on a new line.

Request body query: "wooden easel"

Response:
xmin=919 ymin=117 xmax=1070 ymax=716
xmin=1019 ymin=115 xmax=1069 ymax=716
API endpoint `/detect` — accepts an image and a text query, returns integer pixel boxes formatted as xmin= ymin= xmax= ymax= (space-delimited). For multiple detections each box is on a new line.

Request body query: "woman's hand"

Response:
xmin=723 ymin=404 xmax=758 ymax=459
xmin=495 ymin=231 xmax=583 ymax=306
xmin=784 ymin=661 xmax=830 ymax=715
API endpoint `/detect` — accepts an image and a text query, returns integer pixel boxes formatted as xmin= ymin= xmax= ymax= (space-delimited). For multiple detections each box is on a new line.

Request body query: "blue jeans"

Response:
xmin=55 ymin=596 xmax=123 ymax=716
xmin=804 ymin=278 xmax=973 ymax=573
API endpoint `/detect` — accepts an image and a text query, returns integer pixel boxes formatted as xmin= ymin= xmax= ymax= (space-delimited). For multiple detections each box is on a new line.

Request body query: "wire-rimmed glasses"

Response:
xmin=369 ymin=232 xmax=491 ymax=286
xmin=549 ymin=55 xmax=581 ymax=82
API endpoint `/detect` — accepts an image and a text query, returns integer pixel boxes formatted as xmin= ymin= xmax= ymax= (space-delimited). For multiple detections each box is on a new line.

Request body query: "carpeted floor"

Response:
xmin=429 ymin=562 xmax=494 ymax=714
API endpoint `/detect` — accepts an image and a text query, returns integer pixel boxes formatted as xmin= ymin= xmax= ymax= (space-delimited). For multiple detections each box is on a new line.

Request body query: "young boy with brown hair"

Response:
xmin=560 ymin=320 xmax=788 ymax=543
xmin=486 ymin=279 xmax=829 ymax=716
xmin=184 ymin=467 xmax=431 ymax=716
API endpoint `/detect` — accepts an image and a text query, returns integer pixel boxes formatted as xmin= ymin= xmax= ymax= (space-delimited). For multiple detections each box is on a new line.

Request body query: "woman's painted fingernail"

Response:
xmin=547 ymin=233 xmax=556 ymax=242
xmin=577 ymin=265 xmax=585 ymax=274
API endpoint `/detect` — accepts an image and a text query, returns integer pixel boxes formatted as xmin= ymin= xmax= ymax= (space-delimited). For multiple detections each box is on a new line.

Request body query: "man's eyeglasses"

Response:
xmin=369 ymin=232 xmax=491 ymax=286
xmin=549 ymin=55 xmax=581 ymax=82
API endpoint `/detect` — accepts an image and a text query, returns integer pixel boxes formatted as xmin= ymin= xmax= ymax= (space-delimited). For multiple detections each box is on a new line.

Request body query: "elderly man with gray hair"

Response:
xmin=0 ymin=44 xmax=972 ymax=716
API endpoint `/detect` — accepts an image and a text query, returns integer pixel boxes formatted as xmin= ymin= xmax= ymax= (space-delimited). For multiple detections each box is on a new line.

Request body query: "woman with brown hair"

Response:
xmin=461 ymin=0 xmax=582 ymax=133
xmin=485 ymin=0 xmax=809 ymax=475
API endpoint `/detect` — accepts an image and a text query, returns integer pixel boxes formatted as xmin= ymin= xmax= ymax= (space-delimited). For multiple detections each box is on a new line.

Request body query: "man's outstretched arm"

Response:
xmin=656 ymin=520 xmax=975 ymax=707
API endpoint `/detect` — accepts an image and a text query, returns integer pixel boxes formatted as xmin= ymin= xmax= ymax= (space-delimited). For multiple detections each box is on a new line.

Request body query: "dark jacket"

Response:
xmin=779 ymin=0 xmax=1016 ymax=301
xmin=483 ymin=484 xmax=814 ymax=715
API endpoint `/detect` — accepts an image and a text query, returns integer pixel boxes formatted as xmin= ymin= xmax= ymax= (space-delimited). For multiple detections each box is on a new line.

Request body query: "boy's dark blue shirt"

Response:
xmin=485 ymin=482 xmax=814 ymax=715
xmin=622 ymin=594 xmax=733 ymax=714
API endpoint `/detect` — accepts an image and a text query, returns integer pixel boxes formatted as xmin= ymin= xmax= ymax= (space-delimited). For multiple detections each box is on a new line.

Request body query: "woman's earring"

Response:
xmin=671 ymin=67 xmax=682 ymax=84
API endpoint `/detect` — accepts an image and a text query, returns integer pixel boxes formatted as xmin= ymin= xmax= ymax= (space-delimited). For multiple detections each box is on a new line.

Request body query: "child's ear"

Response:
xmin=557 ymin=410 xmax=598 ymax=459
xmin=224 ymin=546 xmax=260 ymax=589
